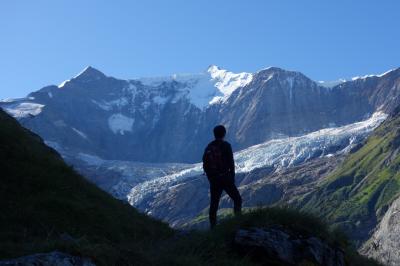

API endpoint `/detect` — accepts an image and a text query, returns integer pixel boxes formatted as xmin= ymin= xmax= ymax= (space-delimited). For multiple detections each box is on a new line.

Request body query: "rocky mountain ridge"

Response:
xmin=1 ymin=66 xmax=399 ymax=164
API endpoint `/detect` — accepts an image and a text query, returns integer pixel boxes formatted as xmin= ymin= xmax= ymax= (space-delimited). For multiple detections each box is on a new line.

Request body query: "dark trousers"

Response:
xmin=209 ymin=176 xmax=242 ymax=228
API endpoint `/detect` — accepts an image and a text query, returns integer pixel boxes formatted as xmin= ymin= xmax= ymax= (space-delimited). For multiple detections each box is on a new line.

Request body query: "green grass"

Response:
xmin=160 ymin=207 xmax=380 ymax=266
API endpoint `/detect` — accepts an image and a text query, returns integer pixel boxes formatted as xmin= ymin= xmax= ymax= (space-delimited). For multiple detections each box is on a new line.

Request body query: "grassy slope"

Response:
xmin=297 ymin=108 xmax=400 ymax=245
xmin=0 ymin=110 xmax=173 ymax=265
xmin=167 ymin=208 xmax=379 ymax=266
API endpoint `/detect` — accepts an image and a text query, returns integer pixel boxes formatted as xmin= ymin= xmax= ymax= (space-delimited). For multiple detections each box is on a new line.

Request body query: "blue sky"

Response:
xmin=0 ymin=0 xmax=399 ymax=99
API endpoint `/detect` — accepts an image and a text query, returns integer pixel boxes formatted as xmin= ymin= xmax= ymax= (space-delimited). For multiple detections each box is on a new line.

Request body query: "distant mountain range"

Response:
xmin=1 ymin=65 xmax=400 ymax=164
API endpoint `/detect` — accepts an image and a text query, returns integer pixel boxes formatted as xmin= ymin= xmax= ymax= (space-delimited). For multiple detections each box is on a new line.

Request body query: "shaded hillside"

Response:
xmin=0 ymin=109 xmax=172 ymax=265
xmin=297 ymin=106 xmax=400 ymax=245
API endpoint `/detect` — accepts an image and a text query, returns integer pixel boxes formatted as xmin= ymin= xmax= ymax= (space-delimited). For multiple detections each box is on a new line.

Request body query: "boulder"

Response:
xmin=234 ymin=227 xmax=345 ymax=266
xmin=0 ymin=251 xmax=95 ymax=266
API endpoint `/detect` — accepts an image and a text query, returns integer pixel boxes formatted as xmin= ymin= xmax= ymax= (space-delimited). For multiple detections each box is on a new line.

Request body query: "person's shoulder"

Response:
xmin=205 ymin=140 xmax=215 ymax=149
xmin=222 ymin=140 xmax=232 ymax=148
xmin=208 ymin=139 xmax=231 ymax=147
xmin=208 ymin=140 xmax=216 ymax=146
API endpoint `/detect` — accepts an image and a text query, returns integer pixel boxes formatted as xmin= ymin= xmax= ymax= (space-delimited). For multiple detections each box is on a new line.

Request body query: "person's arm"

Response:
xmin=202 ymin=146 xmax=209 ymax=176
xmin=227 ymin=143 xmax=235 ymax=177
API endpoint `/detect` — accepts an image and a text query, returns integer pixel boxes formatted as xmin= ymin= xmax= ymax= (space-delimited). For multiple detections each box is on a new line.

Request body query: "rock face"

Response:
xmin=234 ymin=227 xmax=345 ymax=266
xmin=0 ymin=251 xmax=95 ymax=266
xmin=1 ymin=66 xmax=399 ymax=163
xmin=361 ymin=196 xmax=400 ymax=266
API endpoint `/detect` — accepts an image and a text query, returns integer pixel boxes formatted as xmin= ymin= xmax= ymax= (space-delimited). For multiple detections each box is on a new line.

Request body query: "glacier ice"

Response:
xmin=3 ymin=102 xmax=45 ymax=118
xmin=108 ymin=113 xmax=134 ymax=135
xmin=234 ymin=112 xmax=386 ymax=172
xmin=127 ymin=111 xmax=387 ymax=207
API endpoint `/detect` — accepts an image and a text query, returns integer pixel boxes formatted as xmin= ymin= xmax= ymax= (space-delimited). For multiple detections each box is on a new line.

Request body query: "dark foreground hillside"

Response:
xmin=0 ymin=109 xmax=378 ymax=265
xmin=0 ymin=109 xmax=172 ymax=265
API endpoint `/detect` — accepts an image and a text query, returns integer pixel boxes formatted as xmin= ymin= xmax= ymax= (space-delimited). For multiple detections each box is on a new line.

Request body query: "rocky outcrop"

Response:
xmin=234 ymin=227 xmax=345 ymax=266
xmin=0 ymin=251 xmax=95 ymax=266
xmin=360 ymin=196 xmax=400 ymax=266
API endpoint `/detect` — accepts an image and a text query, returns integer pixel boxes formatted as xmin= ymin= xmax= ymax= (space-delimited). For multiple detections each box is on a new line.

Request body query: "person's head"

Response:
xmin=213 ymin=125 xmax=226 ymax=140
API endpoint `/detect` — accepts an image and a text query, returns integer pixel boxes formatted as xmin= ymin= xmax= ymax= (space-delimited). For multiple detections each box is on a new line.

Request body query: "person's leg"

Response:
xmin=209 ymin=181 xmax=223 ymax=229
xmin=224 ymin=181 xmax=242 ymax=216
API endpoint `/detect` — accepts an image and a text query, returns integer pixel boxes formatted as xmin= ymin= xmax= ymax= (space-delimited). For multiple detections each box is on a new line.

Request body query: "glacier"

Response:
xmin=71 ymin=152 xmax=193 ymax=200
xmin=108 ymin=113 xmax=135 ymax=135
xmin=234 ymin=111 xmax=387 ymax=172
xmin=127 ymin=111 xmax=387 ymax=209
xmin=2 ymin=102 xmax=45 ymax=118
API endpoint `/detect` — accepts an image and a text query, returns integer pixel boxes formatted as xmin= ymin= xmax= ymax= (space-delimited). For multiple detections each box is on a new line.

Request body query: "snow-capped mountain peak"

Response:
xmin=351 ymin=68 xmax=399 ymax=81
xmin=134 ymin=65 xmax=253 ymax=109
xmin=74 ymin=66 xmax=106 ymax=80
xmin=59 ymin=66 xmax=106 ymax=88
xmin=2 ymin=64 xmax=399 ymax=166
xmin=318 ymin=79 xmax=346 ymax=88
xmin=207 ymin=64 xmax=221 ymax=73
xmin=206 ymin=65 xmax=253 ymax=104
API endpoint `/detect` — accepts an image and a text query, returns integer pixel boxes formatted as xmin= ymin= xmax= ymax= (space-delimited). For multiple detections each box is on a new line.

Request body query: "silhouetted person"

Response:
xmin=202 ymin=125 xmax=242 ymax=229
